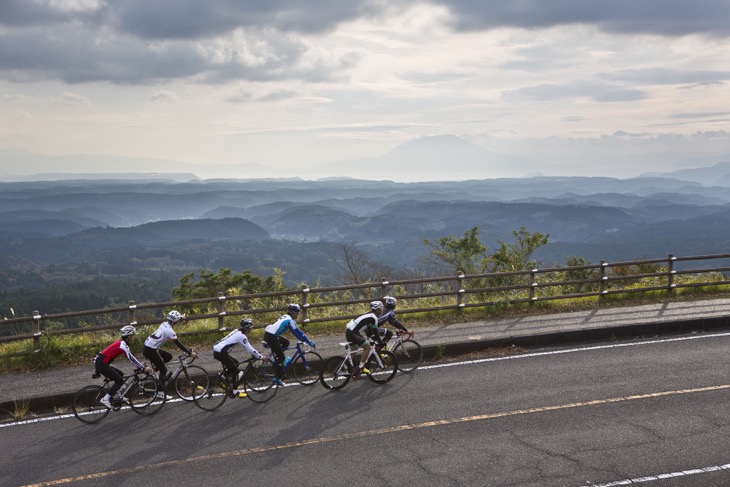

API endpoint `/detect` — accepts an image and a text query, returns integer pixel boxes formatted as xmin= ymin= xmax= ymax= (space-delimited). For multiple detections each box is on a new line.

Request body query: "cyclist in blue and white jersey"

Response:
xmin=213 ymin=318 xmax=264 ymax=396
xmin=264 ymin=304 xmax=315 ymax=385
xmin=345 ymin=301 xmax=385 ymax=376
xmin=376 ymin=296 xmax=409 ymax=347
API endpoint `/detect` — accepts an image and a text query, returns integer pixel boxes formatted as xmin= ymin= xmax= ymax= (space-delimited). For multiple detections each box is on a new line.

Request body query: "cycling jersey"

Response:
xmin=346 ymin=312 xmax=380 ymax=334
xmin=377 ymin=310 xmax=407 ymax=331
xmin=144 ymin=322 xmax=177 ymax=349
xmin=144 ymin=321 xmax=192 ymax=354
xmin=264 ymin=314 xmax=310 ymax=343
xmin=98 ymin=339 xmax=145 ymax=369
xmin=213 ymin=329 xmax=263 ymax=360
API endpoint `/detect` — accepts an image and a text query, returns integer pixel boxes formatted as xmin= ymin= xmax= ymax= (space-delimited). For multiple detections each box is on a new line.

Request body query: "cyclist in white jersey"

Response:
xmin=213 ymin=318 xmax=263 ymax=397
xmin=143 ymin=310 xmax=198 ymax=398
xmin=263 ymin=304 xmax=315 ymax=386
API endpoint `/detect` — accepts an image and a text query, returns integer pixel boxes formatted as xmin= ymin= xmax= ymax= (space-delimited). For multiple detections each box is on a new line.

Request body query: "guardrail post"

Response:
xmin=667 ymin=254 xmax=676 ymax=294
xmin=457 ymin=272 xmax=465 ymax=308
xmin=217 ymin=292 xmax=226 ymax=330
xmin=301 ymin=285 xmax=309 ymax=323
xmin=529 ymin=268 xmax=538 ymax=302
xmin=599 ymin=260 xmax=608 ymax=299
xmin=128 ymin=300 xmax=137 ymax=325
xmin=381 ymin=278 xmax=389 ymax=299
xmin=32 ymin=310 xmax=41 ymax=353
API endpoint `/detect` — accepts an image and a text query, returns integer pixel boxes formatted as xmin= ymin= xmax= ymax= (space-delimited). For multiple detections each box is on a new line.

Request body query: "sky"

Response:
xmin=1 ymin=0 xmax=729 ymax=181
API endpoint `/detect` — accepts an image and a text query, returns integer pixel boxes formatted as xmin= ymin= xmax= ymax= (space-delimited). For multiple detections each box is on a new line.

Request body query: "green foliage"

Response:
xmin=172 ymin=267 xmax=289 ymax=315
xmin=490 ymin=227 xmax=549 ymax=273
xmin=422 ymin=227 xmax=488 ymax=275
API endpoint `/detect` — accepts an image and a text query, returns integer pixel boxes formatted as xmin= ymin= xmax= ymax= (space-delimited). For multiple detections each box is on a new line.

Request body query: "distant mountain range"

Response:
xmin=2 ymin=171 xmax=730 ymax=315
xmin=3 ymin=135 xmax=730 ymax=183
xmin=309 ymin=135 xmax=536 ymax=180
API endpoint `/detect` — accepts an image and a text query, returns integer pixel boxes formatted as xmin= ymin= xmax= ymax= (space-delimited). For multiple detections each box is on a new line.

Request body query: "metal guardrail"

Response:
xmin=1 ymin=252 xmax=729 ymax=358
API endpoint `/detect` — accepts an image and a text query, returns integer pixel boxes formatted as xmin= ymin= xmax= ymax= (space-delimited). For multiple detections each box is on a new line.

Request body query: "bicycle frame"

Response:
xmin=341 ymin=341 xmax=386 ymax=372
xmin=262 ymin=341 xmax=314 ymax=371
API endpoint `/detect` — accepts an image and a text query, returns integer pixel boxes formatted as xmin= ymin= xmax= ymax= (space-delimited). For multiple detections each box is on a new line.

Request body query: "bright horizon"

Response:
xmin=1 ymin=1 xmax=729 ymax=181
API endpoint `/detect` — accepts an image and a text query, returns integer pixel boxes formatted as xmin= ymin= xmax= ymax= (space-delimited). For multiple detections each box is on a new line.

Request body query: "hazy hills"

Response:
xmin=2 ymin=168 xmax=730 ymax=315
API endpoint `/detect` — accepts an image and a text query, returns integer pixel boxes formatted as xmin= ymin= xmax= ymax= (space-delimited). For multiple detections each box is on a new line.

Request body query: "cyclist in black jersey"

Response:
xmin=376 ymin=296 xmax=409 ymax=346
xmin=345 ymin=301 xmax=385 ymax=375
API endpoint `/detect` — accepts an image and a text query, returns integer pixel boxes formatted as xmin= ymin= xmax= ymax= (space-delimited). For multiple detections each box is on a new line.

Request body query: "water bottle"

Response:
xmin=283 ymin=357 xmax=291 ymax=368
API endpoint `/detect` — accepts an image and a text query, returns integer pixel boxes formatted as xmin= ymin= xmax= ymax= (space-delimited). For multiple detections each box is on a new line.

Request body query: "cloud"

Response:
xmin=432 ymin=0 xmax=730 ymax=37
xmin=502 ymin=81 xmax=648 ymax=103
xmin=50 ymin=91 xmax=91 ymax=105
xmin=1 ymin=1 xmax=728 ymax=87
xmin=604 ymin=68 xmax=730 ymax=86
xmin=150 ymin=90 xmax=178 ymax=103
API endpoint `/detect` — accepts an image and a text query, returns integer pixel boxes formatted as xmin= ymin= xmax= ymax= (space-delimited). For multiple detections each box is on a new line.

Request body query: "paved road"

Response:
xmin=4 ymin=329 xmax=730 ymax=486
xmin=1 ymin=297 xmax=730 ymax=416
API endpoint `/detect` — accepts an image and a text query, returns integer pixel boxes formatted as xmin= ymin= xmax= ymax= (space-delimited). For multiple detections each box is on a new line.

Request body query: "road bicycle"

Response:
xmin=165 ymin=353 xmax=209 ymax=401
xmin=319 ymin=340 xmax=398 ymax=390
xmin=72 ymin=368 xmax=163 ymax=424
xmin=386 ymin=330 xmax=423 ymax=373
xmin=261 ymin=341 xmax=322 ymax=385
xmin=193 ymin=357 xmax=278 ymax=411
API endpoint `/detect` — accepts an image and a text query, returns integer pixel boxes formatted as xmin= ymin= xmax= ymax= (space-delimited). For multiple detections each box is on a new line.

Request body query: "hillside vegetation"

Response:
xmin=2 ymin=170 xmax=730 ymax=317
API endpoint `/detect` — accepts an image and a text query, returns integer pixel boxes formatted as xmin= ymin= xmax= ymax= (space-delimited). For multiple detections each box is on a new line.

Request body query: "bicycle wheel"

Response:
xmin=72 ymin=385 xmax=110 ymax=424
xmin=129 ymin=375 xmax=165 ymax=415
xmin=391 ymin=339 xmax=423 ymax=373
xmin=319 ymin=356 xmax=351 ymax=390
xmin=291 ymin=351 xmax=323 ymax=386
xmin=366 ymin=350 xmax=398 ymax=384
xmin=194 ymin=372 xmax=228 ymax=411
xmin=243 ymin=362 xmax=278 ymax=403
xmin=174 ymin=365 xmax=209 ymax=401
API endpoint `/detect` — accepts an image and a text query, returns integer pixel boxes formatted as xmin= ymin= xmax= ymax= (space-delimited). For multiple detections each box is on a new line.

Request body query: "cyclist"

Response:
xmin=94 ymin=325 xmax=153 ymax=408
xmin=143 ymin=310 xmax=198 ymax=399
xmin=377 ymin=295 xmax=410 ymax=348
xmin=345 ymin=301 xmax=385 ymax=376
xmin=264 ymin=303 xmax=315 ymax=386
xmin=213 ymin=318 xmax=264 ymax=398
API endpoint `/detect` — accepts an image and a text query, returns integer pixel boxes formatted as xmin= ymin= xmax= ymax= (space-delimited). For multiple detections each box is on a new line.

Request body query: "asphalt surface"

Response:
xmin=2 ymin=297 xmax=729 ymax=418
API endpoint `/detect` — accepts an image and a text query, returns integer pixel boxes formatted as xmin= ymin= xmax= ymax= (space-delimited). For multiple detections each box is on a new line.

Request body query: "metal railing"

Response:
xmin=1 ymin=252 xmax=729 ymax=358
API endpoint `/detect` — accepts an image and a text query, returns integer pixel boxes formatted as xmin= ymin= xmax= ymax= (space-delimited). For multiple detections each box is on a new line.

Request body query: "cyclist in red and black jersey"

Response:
xmin=94 ymin=325 xmax=152 ymax=407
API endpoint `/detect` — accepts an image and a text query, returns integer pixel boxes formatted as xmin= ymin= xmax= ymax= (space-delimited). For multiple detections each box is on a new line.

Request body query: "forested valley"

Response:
xmin=2 ymin=167 xmax=730 ymax=318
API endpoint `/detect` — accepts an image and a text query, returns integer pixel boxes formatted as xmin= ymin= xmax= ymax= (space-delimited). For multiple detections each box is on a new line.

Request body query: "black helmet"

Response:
xmin=239 ymin=318 xmax=254 ymax=331
xmin=287 ymin=303 xmax=301 ymax=315
xmin=383 ymin=296 xmax=397 ymax=309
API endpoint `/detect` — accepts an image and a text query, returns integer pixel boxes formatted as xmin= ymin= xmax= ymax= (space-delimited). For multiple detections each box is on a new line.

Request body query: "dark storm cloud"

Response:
xmin=0 ymin=0 xmax=71 ymax=26
xmin=432 ymin=0 xmax=730 ymax=37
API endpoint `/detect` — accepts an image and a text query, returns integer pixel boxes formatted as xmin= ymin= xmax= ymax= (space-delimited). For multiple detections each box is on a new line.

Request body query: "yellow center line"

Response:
xmin=22 ymin=384 xmax=730 ymax=487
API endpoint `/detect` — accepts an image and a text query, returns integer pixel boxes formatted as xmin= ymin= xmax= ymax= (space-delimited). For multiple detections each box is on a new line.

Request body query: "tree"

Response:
xmin=421 ymin=227 xmax=488 ymax=275
xmin=330 ymin=242 xmax=394 ymax=286
xmin=172 ymin=267 xmax=287 ymax=314
xmin=490 ymin=226 xmax=549 ymax=273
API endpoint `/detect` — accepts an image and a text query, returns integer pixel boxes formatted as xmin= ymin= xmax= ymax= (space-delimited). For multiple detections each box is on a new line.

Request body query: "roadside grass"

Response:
xmin=1 ymin=285 xmax=728 ymax=374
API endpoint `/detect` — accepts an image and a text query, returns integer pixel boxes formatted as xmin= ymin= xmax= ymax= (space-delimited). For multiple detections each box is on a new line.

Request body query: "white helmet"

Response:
xmin=120 ymin=325 xmax=137 ymax=337
xmin=370 ymin=301 xmax=384 ymax=311
xmin=167 ymin=310 xmax=183 ymax=323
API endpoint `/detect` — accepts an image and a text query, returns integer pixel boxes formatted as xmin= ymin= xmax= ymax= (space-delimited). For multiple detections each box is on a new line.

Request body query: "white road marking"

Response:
xmin=580 ymin=462 xmax=730 ymax=486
